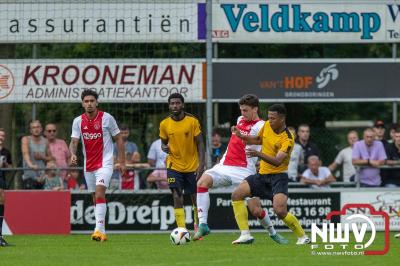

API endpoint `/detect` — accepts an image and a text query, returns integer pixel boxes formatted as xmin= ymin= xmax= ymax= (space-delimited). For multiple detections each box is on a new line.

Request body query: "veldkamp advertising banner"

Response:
xmin=212 ymin=1 xmax=400 ymax=43
xmin=0 ymin=1 xmax=206 ymax=43
xmin=70 ymin=192 xmax=340 ymax=231
xmin=0 ymin=59 xmax=205 ymax=103
xmin=213 ymin=59 xmax=400 ymax=102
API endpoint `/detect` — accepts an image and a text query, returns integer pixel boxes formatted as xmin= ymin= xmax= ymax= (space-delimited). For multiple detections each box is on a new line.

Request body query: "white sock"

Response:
xmin=197 ymin=188 xmax=210 ymax=224
xmin=240 ymin=230 xmax=250 ymax=236
xmin=95 ymin=202 xmax=107 ymax=233
xmin=259 ymin=210 xmax=276 ymax=236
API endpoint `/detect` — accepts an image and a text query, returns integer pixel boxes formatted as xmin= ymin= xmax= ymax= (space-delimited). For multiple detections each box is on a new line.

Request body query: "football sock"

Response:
xmin=0 ymin=204 xmax=4 ymax=236
xmin=258 ymin=210 xmax=276 ymax=236
xmin=232 ymin=200 xmax=249 ymax=233
xmin=174 ymin=208 xmax=186 ymax=228
xmin=95 ymin=198 xmax=107 ymax=234
xmin=283 ymin=212 xmax=305 ymax=237
xmin=196 ymin=187 xmax=209 ymax=224
xmin=193 ymin=206 xmax=199 ymax=226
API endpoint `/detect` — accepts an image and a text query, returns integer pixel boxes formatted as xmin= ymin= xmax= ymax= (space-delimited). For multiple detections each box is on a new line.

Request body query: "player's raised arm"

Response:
xmin=231 ymin=125 xmax=262 ymax=145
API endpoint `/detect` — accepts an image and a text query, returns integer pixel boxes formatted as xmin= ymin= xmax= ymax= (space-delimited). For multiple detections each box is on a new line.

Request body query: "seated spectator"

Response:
xmin=383 ymin=128 xmax=400 ymax=187
xmin=113 ymin=124 xmax=141 ymax=190
xmin=287 ymin=126 xmax=301 ymax=182
xmin=352 ymin=128 xmax=386 ymax=187
xmin=211 ymin=130 xmax=227 ymax=165
xmin=44 ymin=123 xmax=70 ymax=187
xmin=66 ymin=170 xmax=86 ymax=190
xmin=21 ymin=120 xmax=54 ymax=189
xmin=147 ymin=138 xmax=168 ymax=189
xmin=297 ymin=124 xmax=321 ymax=174
xmin=43 ymin=161 xmax=63 ymax=191
xmin=300 ymin=156 xmax=336 ymax=189
xmin=329 ymin=130 xmax=358 ymax=182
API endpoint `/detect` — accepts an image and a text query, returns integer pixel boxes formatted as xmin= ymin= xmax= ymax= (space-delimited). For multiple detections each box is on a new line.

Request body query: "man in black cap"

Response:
xmin=373 ymin=120 xmax=390 ymax=152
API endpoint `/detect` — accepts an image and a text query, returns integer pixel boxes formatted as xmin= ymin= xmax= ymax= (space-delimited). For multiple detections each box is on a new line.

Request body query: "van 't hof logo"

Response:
xmin=311 ymin=204 xmax=390 ymax=256
xmin=316 ymin=64 xmax=339 ymax=89
xmin=0 ymin=65 xmax=15 ymax=100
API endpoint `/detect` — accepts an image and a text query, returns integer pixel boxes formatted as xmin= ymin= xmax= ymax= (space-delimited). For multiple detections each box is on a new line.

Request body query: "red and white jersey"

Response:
xmin=220 ymin=116 xmax=264 ymax=171
xmin=71 ymin=111 xmax=120 ymax=172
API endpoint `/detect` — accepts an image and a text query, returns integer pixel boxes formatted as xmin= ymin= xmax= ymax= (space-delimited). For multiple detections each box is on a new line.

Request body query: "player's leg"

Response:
xmin=194 ymin=173 xmax=213 ymax=240
xmin=91 ymin=168 xmax=112 ymax=242
xmin=247 ymin=197 xmax=288 ymax=244
xmin=231 ymin=180 xmax=254 ymax=244
xmin=185 ymin=172 xmax=200 ymax=232
xmin=0 ymin=184 xmax=9 ymax=247
xmin=273 ymin=193 xmax=309 ymax=245
xmin=168 ymin=170 xmax=186 ymax=228
xmin=271 ymin=174 xmax=309 ymax=244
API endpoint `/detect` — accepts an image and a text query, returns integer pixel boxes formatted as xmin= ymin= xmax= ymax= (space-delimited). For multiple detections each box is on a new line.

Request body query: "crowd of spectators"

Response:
xmin=1 ymin=119 xmax=399 ymax=191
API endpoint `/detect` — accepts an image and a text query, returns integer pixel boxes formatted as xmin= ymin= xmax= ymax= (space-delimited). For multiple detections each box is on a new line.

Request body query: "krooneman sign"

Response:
xmin=213 ymin=0 xmax=400 ymax=43
xmin=0 ymin=59 xmax=205 ymax=103
xmin=213 ymin=59 xmax=400 ymax=102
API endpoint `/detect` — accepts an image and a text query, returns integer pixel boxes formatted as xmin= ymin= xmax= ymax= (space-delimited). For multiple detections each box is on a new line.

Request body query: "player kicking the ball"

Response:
xmin=70 ymin=89 xmax=126 ymax=242
xmin=231 ymin=104 xmax=310 ymax=245
xmin=194 ymin=94 xmax=287 ymax=244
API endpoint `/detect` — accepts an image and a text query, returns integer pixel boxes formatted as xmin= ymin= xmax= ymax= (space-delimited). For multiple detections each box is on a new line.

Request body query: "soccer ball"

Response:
xmin=170 ymin=227 xmax=191 ymax=245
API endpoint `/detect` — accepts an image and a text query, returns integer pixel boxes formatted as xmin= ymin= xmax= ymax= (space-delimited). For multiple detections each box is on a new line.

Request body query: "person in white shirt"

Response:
xmin=287 ymin=127 xmax=301 ymax=182
xmin=301 ymin=156 xmax=336 ymax=189
xmin=329 ymin=130 xmax=359 ymax=182
xmin=146 ymin=139 xmax=168 ymax=189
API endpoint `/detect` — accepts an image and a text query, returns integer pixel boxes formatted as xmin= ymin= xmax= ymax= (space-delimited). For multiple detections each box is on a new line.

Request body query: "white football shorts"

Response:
xmin=84 ymin=167 xmax=113 ymax=192
xmin=204 ymin=163 xmax=255 ymax=188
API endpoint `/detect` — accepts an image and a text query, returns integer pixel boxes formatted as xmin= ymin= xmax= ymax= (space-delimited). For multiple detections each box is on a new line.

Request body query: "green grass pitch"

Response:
xmin=0 ymin=232 xmax=398 ymax=266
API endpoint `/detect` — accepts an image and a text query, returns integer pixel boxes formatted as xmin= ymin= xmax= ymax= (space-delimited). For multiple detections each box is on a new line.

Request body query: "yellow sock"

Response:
xmin=232 ymin=200 xmax=249 ymax=231
xmin=282 ymin=212 xmax=305 ymax=237
xmin=174 ymin=208 xmax=186 ymax=228
xmin=193 ymin=206 xmax=199 ymax=226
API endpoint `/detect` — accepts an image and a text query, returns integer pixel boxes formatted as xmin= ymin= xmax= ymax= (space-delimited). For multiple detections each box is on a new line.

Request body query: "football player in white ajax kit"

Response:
xmin=194 ymin=94 xmax=288 ymax=244
xmin=70 ymin=89 xmax=126 ymax=242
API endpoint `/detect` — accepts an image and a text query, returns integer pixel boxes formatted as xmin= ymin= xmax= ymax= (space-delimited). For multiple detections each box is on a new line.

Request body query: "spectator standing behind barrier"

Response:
xmin=113 ymin=124 xmax=141 ymax=190
xmin=43 ymin=161 xmax=64 ymax=191
xmin=297 ymin=124 xmax=320 ymax=174
xmin=146 ymin=138 xmax=168 ymax=189
xmin=329 ymin=130 xmax=359 ymax=182
xmin=300 ymin=156 xmax=336 ymax=189
xmin=44 ymin=123 xmax=70 ymax=186
xmin=373 ymin=120 xmax=390 ymax=152
xmin=0 ymin=128 xmax=12 ymax=246
xmin=287 ymin=126 xmax=301 ymax=182
xmin=211 ymin=130 xmax=227 ymax=165
xmin=388 ymin=123 xmax=398 ymax=144
xmin=374 ymin=121 xmax=391 ymax=186
xmin=383 ymin=128 xmax=400 ymax=187
xmin=21 ymin=120 xmax=54 ymax=189
xmin=352 ymin=128 xmax=386 ymax=187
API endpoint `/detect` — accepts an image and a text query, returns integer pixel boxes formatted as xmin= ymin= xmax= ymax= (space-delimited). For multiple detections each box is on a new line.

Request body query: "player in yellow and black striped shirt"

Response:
xmin=231 ymin=104 xmax=310 ymax=245
xmin=159 ymin=93 xmax=205 ymax=231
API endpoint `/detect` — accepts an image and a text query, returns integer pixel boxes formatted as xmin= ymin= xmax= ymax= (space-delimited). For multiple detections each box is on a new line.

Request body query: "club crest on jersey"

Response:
xmin=94 ymin=123 xmax=101 ymax=130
